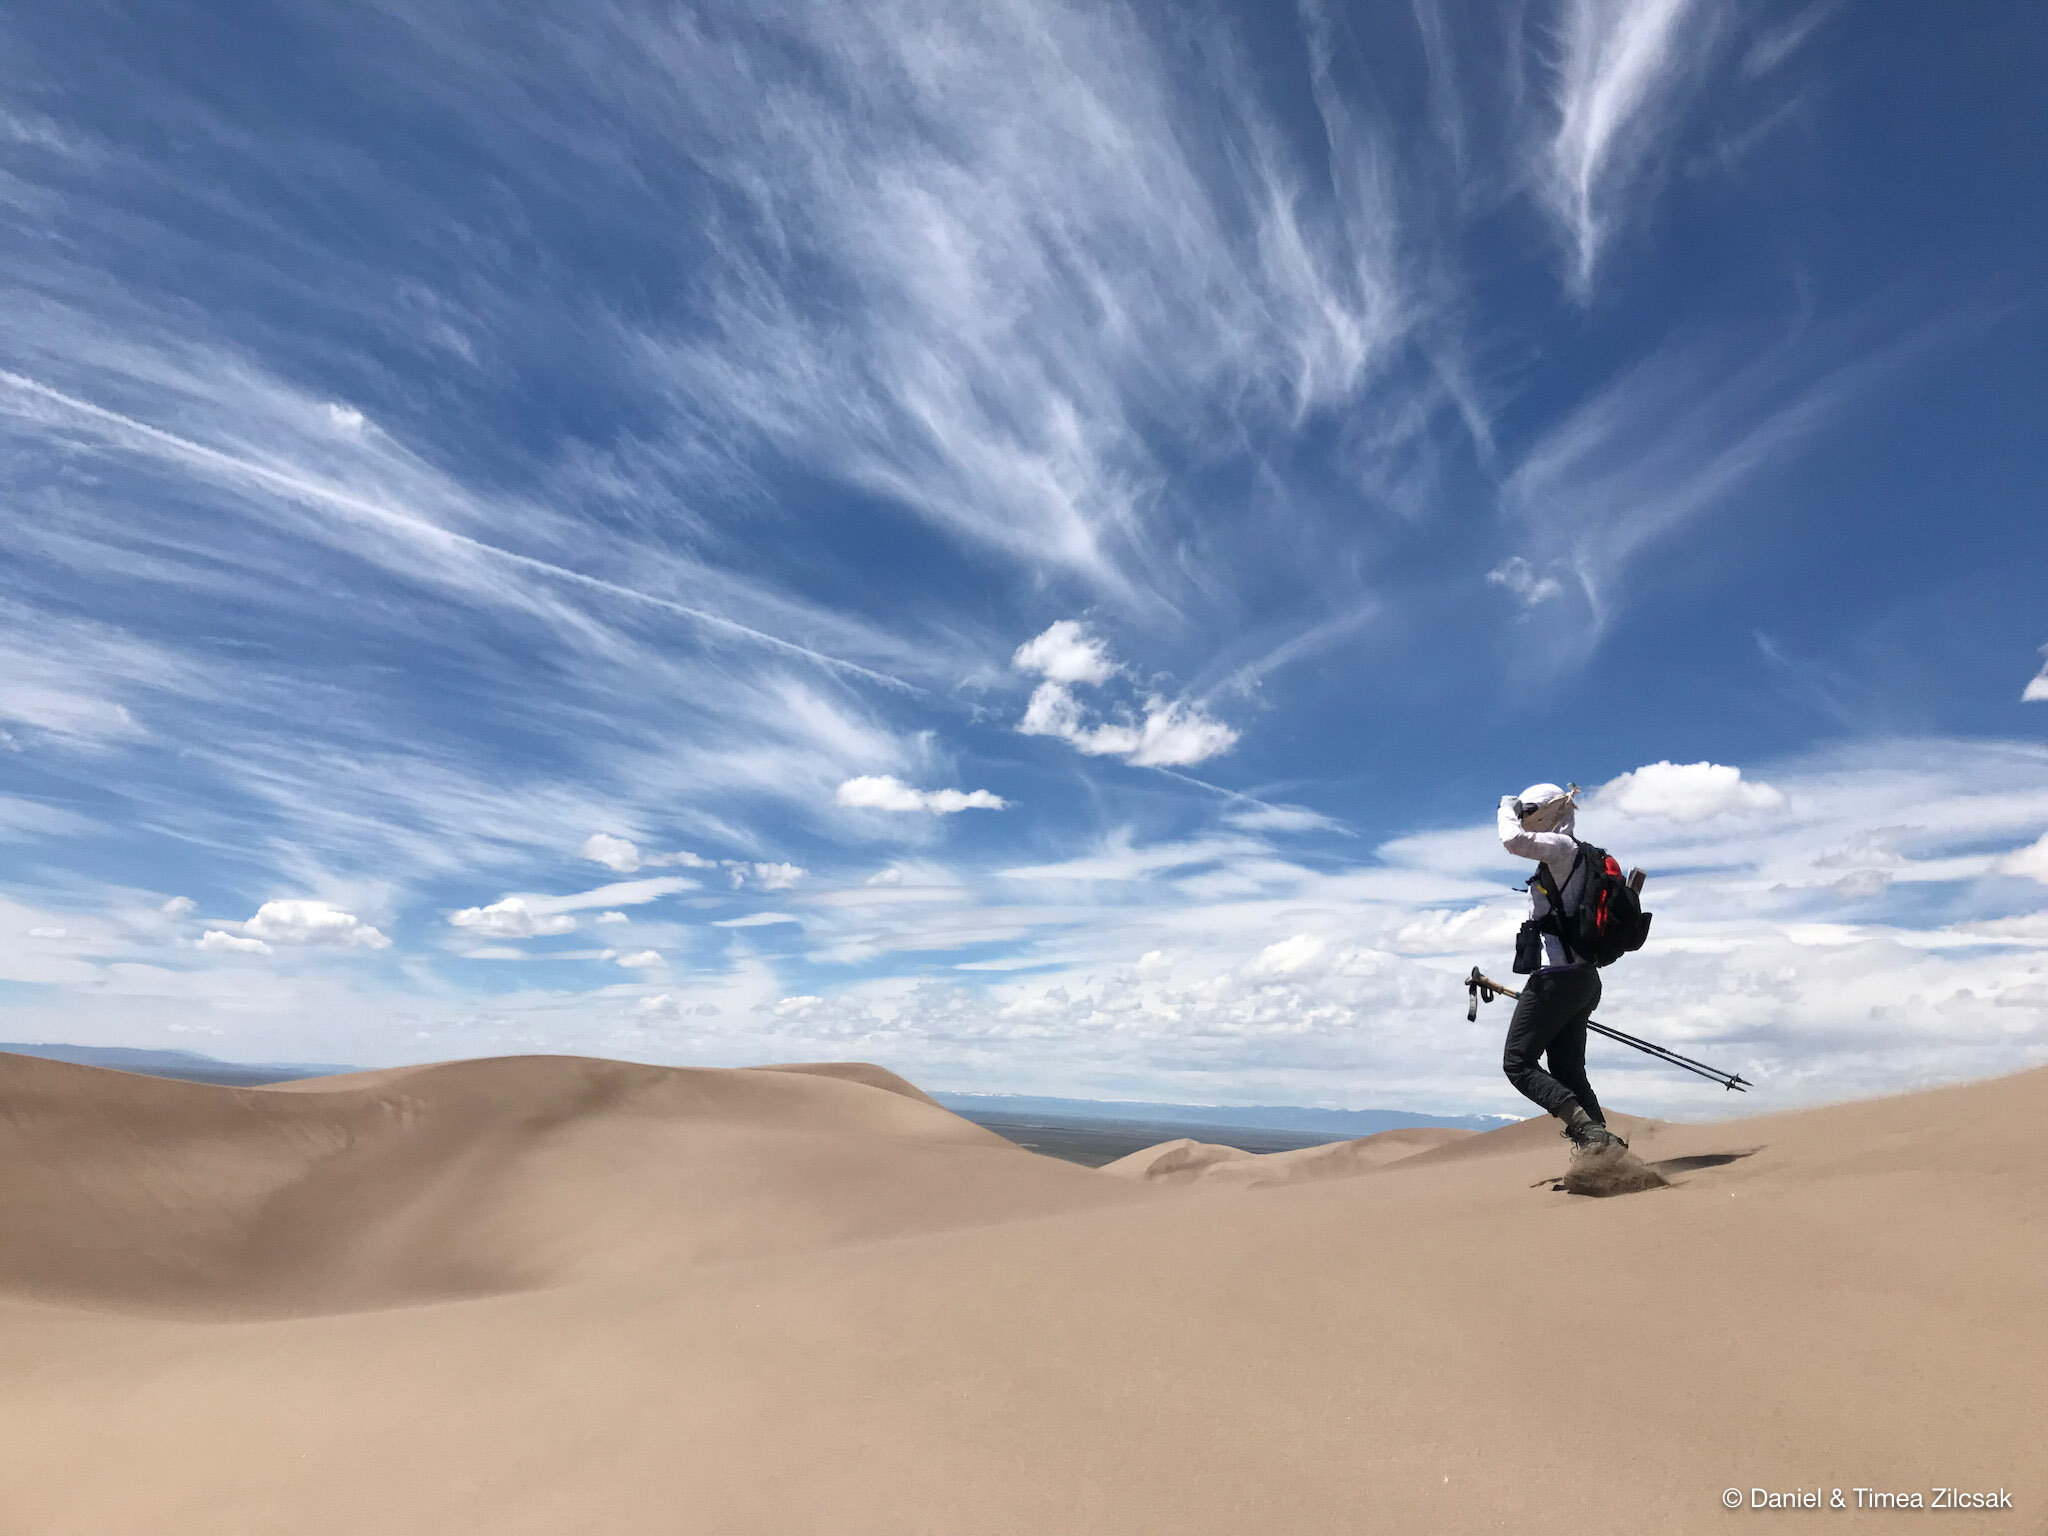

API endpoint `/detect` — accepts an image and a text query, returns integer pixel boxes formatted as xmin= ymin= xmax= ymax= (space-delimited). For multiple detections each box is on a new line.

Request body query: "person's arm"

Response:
xmin=1498 ymin=796 xmax=1576 ymax=866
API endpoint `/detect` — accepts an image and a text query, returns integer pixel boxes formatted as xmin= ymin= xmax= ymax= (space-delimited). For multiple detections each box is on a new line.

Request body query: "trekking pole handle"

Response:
xmin=1465 ymin=966 xmax=1521 ymax=1021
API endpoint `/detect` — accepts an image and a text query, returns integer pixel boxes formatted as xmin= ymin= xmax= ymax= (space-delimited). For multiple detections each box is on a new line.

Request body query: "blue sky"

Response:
xmin=2 ymin=0 xmax=2044 ymax=1116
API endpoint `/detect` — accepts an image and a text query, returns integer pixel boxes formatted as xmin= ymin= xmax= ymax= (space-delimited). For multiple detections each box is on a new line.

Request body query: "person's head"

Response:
xmin=1514 ymin=782 xmax=1578 ymax=834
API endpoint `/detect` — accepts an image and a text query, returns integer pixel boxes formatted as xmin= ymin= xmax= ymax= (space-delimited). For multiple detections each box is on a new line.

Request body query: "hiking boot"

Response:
xmin=1559 ymin=1103 xmax=1622 ymax=1152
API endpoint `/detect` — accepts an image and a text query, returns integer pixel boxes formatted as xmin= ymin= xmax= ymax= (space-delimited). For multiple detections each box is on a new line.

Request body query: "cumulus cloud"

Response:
xmin=614 ymin=949 xmax=664 ymax=969
xmin=463 ymin=878 xmax=694 ymax=927
xmin=1011 ymin=620 xmax=1238 ymax=768
xmin=159 ymin=895 xmax=195 ymax=915
xmin=1998 ymin=832 xmax=2048 ymax=883
xmin=243 ymin=900 xmax=390 ymax=949
xmin=1013 ymin=620 xmax=1119 ymax=685
xmin=633 ymin=994 xmax=721 ymax=1019
xmin=2024 ymin=647 xmax=2048 ymax=703
xmin=1023 ymin=691 xmax=1238 ymax=768
xmin=198 ymin=929 xmax=271 ymax=955
xmin=1594 ymin=761 xmax=1787 ymax=821
xmin=1390 ymin=905 xmax=1522 ymax=954
xmin=595 ymin=910 xmax=629 ymax=924
xmin=728 ymin=861 xmax=805 ymax=890
xmin=448 ymin=897 xmax=578 ymax=939
xmin=835 ymin=775 xmax=1006 ymax=814
xmin=581 ymin=832 xmax=642 ymax=872
xmin=581 ymin=833 xmax=716 ymax=873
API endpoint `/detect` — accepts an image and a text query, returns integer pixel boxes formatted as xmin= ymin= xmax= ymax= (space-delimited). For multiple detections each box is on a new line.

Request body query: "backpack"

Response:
xmin=1530 ymin=840 xmax=1653 ymax=968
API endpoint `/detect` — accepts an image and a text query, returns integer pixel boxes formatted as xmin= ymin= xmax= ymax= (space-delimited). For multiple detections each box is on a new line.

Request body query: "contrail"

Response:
xmin=1145 ymin=765 xmax=1351 ymax=834
xmin=0 ymin=370 xmax=923 ymax=695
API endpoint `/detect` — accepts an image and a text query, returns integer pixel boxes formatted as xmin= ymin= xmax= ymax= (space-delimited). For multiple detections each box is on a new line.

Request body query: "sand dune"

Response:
xmin=1099 ymin=1124 xmax=1475 ymax=1187
xmin=1 ymin=1051 xmax=2043 ymax=1534
xmin=0 ymin=1052 xmax=1141 ymax=1316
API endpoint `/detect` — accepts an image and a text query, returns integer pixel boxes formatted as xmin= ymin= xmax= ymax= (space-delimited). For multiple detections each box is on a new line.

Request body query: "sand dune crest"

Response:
xmin=1102 ymin=1125 xmax=1475 ymax=1187
xmin=0 ymin=1052 xmax=1143 ymax=1317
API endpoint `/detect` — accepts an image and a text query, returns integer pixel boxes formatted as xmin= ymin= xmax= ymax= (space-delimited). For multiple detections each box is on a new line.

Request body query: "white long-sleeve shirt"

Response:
xmin=1498 ymin=796 xmax=1588 ymax=969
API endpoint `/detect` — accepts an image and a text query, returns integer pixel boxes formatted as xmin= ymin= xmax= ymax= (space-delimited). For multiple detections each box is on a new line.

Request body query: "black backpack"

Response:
xmin=1530 ymin=840 xmax=1653 ymax=968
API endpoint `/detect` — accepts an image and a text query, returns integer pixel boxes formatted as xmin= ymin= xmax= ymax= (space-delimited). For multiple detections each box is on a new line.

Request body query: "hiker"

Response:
xmin=1498 ymin=784 xmax=1625 ymax=1152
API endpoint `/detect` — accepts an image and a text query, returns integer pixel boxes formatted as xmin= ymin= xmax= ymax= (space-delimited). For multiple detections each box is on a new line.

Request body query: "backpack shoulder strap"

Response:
xmin=1530 ymin=842 xmax=1584 ymax=962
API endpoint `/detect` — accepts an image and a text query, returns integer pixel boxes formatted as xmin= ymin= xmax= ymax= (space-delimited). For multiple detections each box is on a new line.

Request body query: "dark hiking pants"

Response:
xmin=1502 ymin=963 xmax=1605 ymax=1122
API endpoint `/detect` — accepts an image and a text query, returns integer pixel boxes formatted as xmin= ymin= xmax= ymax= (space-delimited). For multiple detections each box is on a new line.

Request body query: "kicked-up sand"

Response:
xmin=0 ymin=1050 xmax=2042 ymax=1533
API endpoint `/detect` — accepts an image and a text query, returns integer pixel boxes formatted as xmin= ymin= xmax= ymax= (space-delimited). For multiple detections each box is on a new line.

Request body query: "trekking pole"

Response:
xmin=1464 ymin=967 xmax=1753 ymax=1092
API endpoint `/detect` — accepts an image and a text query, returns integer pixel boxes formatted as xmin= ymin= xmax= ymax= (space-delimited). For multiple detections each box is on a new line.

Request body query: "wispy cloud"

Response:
xmin=1537 ymin=0 xmax=1714 ymax=295
xmin=0 ymin=368 xmax=920 ymax=694
xmin=415 ymin=0 xmax=1444 ymax=610
xmin=1740 ymin=0 xmax=1841 ymax=80
xmin=1493 ymin=319 xmax=1924 ymax=659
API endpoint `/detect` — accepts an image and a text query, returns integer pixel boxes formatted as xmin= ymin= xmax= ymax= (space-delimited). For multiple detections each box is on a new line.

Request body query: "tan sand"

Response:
xmin=1 ymin=1050 xmax=2043 ymax=1534
xmin=1099 ymin=1124 xmax=1476 ymax=1187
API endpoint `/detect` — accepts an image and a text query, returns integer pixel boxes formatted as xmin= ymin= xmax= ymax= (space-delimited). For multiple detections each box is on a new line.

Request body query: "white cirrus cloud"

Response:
xmin=1540 ymin=0 xmax=1712 ymax=295
xmin=522 ymin=878 xmax=695 ymax=915
xmin=198 ymin=929 xmax=272 ymax=955
xmin=713 ymin=912 xmax=800 ymax=928
xmin=835 ymin=775 xmax=1006 ymax=814
xmin=1485 ymin=556 xmax=1566 ymax=608
xmin=1594 ymin=761 xmax=1787 ymax=822
xmin=448 ymin=897 xmax=578 ymax=939
xmin=1013 ymin=620 xmax=1119 ymax=685
xmin=243 ymin=900 xmax=390 ymax=949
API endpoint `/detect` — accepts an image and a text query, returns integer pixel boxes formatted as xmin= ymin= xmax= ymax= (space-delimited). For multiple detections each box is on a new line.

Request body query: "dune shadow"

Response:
xmin=1532 ymin=1145 xmax=1766 ymax=1198
xmin=1648 ymin=1147 xmax=1764 ymax=1176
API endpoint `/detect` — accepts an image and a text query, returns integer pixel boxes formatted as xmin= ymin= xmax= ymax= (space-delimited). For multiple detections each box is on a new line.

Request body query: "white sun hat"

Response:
xmin=1514 ymin=782 xmax=1578 ymax=833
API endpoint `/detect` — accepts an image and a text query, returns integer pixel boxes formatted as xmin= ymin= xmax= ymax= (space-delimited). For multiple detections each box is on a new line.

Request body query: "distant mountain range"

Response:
xmin=0 ymin=1043 xmax=351 ymax=1086
xmin=928 ymin=1092 xmax=1516 ymax=1136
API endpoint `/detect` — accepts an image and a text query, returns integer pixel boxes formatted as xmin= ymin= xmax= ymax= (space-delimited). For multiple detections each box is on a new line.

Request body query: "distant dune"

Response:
xmin=1 ymin=1051 xmax=2042 ymax=1533
xmin=1098 ymin=1123 xmax=1477 ymax=1186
